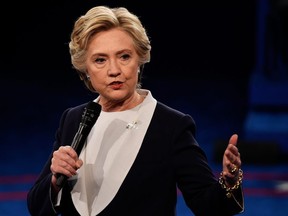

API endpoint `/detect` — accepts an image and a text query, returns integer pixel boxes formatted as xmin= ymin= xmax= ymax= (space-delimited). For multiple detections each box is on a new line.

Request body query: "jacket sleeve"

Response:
xmin=173 ymin=114 xmax=244 ymax=215
xmin=26 ymin=154 xmax=60 ymax=216
xmin=26 ymin=105 xmax=81 ymax=216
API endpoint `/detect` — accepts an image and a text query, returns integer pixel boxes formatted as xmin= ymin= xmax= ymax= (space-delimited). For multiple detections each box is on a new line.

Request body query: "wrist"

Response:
xmin=219 ymin=168 xmax=243 ymax=198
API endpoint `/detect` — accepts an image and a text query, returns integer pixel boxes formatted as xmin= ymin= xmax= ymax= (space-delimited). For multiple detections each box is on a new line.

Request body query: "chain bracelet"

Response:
xmin=219 ymin=168 xmax=243 ymax=198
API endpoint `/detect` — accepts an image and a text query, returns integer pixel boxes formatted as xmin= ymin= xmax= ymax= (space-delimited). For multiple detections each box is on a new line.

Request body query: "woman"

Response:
xmin=27 ymin=6 xmax=244 ymax=216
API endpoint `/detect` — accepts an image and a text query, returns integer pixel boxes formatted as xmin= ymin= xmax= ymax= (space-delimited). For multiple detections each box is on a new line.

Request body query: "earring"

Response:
xmin=86 ymin=75 xmax=90 ymax=80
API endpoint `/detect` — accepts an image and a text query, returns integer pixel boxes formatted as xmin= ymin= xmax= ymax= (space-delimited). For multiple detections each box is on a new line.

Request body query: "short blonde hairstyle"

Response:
xmin=69 ymin=6 xmax=151 ymax=92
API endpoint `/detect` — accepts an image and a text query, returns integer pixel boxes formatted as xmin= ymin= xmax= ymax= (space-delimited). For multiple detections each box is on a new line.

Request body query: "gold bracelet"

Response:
xmin=219 ymin=169 xmax=243 ymax=198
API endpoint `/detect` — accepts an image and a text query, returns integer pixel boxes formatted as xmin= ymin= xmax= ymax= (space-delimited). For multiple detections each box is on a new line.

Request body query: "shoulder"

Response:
xmin=154 ymin=101 xmax=196 ymax=126
xmin=63 ymin=102 xmax=89 ymax=117
xmin=56 ymin=102 xmax=92 ymax=143
xmin=59 ymin=102 xmax=90 ymax=127
xmin=155 ymin=101 xmax=190 ymax=118
xmin=66 ymin=102 xmax=89 ymax=114
xmin=148 ymin=101 xmax=197 ymax=143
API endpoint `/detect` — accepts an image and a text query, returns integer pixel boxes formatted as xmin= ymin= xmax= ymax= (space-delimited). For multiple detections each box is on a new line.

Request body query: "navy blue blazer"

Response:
xmin=27 ymin=101 xmax=243 ymax=216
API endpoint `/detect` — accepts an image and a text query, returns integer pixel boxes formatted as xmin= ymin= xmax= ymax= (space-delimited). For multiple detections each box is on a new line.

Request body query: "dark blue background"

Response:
xmin=1 ymin=0 xmax=288 ymax=215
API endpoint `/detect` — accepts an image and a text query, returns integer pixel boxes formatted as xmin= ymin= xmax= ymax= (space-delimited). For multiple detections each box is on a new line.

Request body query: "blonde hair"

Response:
xmin=69 ymin=6 xmax=151 ymax=92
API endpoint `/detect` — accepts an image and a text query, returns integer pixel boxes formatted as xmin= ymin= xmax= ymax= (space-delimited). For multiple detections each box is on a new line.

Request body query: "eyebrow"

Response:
xmin=116 ymin=49 xmax=133 ymax=55
xmin=90 ymin=49 xmax=134 ymax=59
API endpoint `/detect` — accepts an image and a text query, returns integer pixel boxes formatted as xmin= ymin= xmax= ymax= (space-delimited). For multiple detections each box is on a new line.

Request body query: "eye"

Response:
xmin=95 ymin=57 xmax=106 ymax=64
xmin=120 ymin=53 xmax=131 ymax=61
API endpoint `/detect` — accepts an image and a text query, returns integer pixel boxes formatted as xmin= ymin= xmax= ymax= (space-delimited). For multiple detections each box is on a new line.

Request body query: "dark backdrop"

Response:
xmin=1 ymin=0 xmax=257 ymax=166
xmin=1 ymin=0 xmax=256 ymax=81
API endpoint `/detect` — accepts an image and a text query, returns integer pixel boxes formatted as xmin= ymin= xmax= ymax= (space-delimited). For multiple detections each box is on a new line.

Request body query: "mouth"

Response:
xmin=109 ymin=81 xmax=123 ymax=89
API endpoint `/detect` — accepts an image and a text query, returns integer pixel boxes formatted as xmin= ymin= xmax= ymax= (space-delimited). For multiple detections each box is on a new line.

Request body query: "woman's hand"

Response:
xmin=222 ymin=134 xmax=242 ymax=186
xmin=50 ymin=146 xmax=83 ymax=190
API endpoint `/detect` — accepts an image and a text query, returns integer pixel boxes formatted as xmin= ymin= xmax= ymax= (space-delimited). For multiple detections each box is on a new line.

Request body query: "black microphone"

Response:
xmin=56 ymin=101 xmax=101 ymax=188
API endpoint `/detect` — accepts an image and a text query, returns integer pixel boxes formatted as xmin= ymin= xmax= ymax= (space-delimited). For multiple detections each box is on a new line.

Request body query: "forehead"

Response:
xmin=88 ymin=28 xmax=135 ymax=53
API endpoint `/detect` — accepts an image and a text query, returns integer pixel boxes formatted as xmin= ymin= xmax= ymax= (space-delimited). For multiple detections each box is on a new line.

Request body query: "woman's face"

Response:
xmin=85 ymin=28 xmax=140 ymax=105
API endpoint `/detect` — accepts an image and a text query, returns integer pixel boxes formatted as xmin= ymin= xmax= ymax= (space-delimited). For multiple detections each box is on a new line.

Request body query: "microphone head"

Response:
xmin=82 ymin=101 xmax=102 ymax=127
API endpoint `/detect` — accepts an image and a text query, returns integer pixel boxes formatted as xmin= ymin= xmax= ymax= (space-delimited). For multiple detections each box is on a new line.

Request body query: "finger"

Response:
xmin=51 ymin=159 xmax=77 ymax=177
xmin=223 ymin=152 xmax=241 ymax=175
xmin=229 ymin=164 xmax=238 ymax=174
xmin=51 ymin=148 xmax=79 ymax=176
xmin=60 ymin=146 xmax=78 ymax=159
xmin=75 ymin=159 xmax=83 ymax=169
xmin=224 ymin=145 xmax=239 ymax=161
xmin=226 ymin=144 xmax=239 ymax=157
xmin=55 ymin=146 xmax=79 ymax=164
xmin=228 ymin=134 xmax=238 ymax=146
xmin=230 ymin=145 xmax=240 ymax=159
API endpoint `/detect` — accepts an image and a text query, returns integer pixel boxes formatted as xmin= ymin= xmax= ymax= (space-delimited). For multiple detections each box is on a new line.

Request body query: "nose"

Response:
xmin=107 ymin=59 xmax=121 ymax=77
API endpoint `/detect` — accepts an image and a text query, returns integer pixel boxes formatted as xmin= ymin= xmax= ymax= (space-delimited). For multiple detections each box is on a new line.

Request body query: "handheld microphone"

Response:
xmin=56 ymin=101 xmax=101 ymax=188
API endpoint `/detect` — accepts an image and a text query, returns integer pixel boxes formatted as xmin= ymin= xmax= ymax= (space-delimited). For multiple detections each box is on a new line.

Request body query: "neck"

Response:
xmin=100 ymin=92 xmax=145 ymax=112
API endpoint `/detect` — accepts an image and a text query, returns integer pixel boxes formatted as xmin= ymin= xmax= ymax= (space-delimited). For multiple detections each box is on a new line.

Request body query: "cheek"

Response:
xmin=127 ymin=71 xmax=139 ymax=84
xmin=126 ymin=65 xmax=139 ymax=79
xmin=89 ymin=73 xmax=103 ymax=89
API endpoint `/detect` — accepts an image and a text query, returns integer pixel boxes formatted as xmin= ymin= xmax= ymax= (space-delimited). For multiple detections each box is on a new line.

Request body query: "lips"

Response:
xmin=109 ymin=81 xmax=123 ymax=89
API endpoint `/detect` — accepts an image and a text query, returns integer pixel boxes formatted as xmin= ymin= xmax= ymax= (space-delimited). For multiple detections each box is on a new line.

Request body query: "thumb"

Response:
xmin=229 ymin=134 xmax=238 ymax=146
xmin=76 ymin=159 xmax=83 ymax=169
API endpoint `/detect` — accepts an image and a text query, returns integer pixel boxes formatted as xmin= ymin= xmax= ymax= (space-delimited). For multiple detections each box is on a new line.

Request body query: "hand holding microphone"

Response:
xmin=51 ymin=101 xmax=101 ymax=189
xmin=51 ymin=146 xmax=82 ymax=186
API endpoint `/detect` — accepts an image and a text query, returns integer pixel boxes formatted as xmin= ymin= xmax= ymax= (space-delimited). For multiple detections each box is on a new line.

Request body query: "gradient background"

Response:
xmin=1 ymin=0 xmax=288 ymax=215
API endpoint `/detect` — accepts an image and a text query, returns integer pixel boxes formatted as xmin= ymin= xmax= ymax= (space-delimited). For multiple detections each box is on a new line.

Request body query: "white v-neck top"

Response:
xmin=69 ymin=89 xmax=157 ymax=216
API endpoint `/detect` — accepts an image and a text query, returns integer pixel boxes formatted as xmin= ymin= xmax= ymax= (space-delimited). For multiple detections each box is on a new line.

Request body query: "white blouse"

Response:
xmin=69 ymin=89 xmax=157 ymax=216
